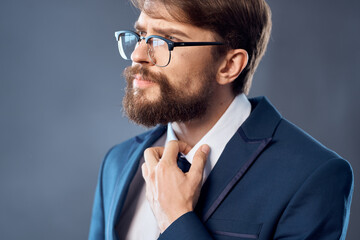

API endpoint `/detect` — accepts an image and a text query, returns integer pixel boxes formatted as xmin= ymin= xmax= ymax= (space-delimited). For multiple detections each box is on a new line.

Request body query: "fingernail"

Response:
xmin=201 ymin=145 xmax=210 ymax=155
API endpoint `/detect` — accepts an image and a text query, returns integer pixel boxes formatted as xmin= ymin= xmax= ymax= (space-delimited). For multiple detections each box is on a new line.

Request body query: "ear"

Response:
xmin=217 ymin=49 xmax=248 ymax=85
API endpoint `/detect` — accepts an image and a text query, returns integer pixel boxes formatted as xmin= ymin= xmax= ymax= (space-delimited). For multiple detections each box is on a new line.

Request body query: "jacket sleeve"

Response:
xmin=88 ymin=160 xmax=106 ymax=240
xmin=158 ymin=212 xmax=214 ymax=240
xmin=273 ymin=158 xmax=354 ymax=240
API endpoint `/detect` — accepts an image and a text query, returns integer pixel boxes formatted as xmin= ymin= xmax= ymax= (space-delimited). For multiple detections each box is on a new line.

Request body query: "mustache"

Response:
xmin=123 ymin=65 xmax=164 ymax=84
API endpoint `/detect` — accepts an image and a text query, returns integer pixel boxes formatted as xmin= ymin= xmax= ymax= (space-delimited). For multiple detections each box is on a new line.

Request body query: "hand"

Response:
xmin=141 ymin=140 xmax=210 ymax=232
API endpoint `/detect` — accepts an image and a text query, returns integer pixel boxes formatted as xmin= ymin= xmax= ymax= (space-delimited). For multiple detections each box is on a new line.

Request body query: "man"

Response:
xmin=89 ymin=0 xmax=353 ymax=239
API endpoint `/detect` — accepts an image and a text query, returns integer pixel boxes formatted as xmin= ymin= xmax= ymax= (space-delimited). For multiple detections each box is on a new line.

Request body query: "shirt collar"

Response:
xmin=166 ymin=93 xmax=251 ymax=182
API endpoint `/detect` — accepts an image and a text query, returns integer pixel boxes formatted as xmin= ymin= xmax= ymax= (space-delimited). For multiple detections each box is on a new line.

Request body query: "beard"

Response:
xmin=122 ymin=65 xmax=216 ymax=127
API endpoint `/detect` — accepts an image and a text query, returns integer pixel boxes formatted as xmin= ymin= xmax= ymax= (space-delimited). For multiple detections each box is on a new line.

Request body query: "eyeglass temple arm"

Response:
xmin=173 ymin=42 xmax=224 ymax=47
xmin=168 ymin=42 xmax=224 ymax=51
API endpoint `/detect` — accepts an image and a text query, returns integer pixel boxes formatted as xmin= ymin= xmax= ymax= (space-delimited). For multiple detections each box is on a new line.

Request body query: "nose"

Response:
xmin=131 ymin=38 xmax=152 ymax=65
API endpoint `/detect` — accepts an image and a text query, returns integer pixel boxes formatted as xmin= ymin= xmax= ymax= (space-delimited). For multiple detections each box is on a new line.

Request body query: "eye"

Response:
xmin=165 ymin=35 xmax=178 ymax=41
xmin=137 ymin=30 xmax=147 ymax=37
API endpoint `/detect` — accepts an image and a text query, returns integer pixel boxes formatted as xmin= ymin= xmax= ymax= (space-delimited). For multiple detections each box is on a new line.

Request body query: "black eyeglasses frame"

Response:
xmin=115 ymin=30 xmax=224 ymax=52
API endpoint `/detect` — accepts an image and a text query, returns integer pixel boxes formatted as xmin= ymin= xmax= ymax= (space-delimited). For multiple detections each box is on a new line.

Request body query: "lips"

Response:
xmin=133 ymin=74 xmax=155 ymax=88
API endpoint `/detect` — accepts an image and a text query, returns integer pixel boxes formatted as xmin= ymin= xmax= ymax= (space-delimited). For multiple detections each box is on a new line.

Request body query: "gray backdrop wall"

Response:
xmin=0 ymin=0 xmax=359 ymax=239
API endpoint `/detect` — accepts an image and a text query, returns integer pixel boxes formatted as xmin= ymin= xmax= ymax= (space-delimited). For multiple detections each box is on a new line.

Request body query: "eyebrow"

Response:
xmin=134 ymin=21 xmax=144 ymax=31
xmin=134 ymin=21 xmax=190 ymax=39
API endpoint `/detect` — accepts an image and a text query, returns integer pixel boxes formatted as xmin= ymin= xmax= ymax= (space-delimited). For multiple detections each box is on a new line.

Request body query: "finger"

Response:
xmin=189 ymin=144 xmax=210 ymax=176
xmin=161 ymin=140 xmax=180 ymax=165
xmin=141 ymin=162 xmax=148 ymax=181
xmin=162 ymin=140 xmax=191 ymax=165
xmin=144 ymin=147 xmax=164 ymax=169
xmin=142 ymin=162 xmax=157 ymax=204
xmin=178 ymin=141 xmax=192 ymax=155
xmin=142 ymin=163 xmax=154 ymax=202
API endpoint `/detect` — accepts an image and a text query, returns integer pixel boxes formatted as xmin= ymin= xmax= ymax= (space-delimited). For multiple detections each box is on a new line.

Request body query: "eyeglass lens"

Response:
xmin=118 ymin=33 xmax=137 ymax=60
xmin=118 ymin=32 xmax=170 ymax=67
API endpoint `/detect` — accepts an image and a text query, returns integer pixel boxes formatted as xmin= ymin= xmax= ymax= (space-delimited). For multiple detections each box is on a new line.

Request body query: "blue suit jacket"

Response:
xmin=89 ymin=97 xmax=353 ymax=240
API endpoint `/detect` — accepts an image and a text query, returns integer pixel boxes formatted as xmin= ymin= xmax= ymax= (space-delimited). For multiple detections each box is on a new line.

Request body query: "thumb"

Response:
xmin=189 ymin=144 xmax=210 ymax=176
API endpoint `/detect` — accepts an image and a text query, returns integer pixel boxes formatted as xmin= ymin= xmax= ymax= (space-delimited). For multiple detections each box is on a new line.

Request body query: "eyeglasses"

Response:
xmin=115 ymin=30 xmax=224 ymax=67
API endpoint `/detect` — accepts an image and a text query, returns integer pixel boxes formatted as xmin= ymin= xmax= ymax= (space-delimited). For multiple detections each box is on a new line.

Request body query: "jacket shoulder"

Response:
xmin=275 ymin=118 xmax=342 ymax=161
xmin=265 ymin=117 xmax=353 ymax=195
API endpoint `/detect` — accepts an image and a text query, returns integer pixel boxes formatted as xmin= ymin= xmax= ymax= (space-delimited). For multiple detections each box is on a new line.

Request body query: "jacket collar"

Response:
xmin=195 ymin=96 xmax=282 ymax=222
xmin=108 ymin=125 xmax=167 ymax=240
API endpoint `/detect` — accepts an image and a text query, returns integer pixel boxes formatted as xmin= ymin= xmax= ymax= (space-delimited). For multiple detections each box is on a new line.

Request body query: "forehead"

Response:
xmin=142 ymin=0 xmax=174 ymax=18
xmin=135 ymin=3 xmax=216 ymax=41
xmin=136 ymin=11 xmax=175 ymax=30
xmin=135 ymin=1 xmax=182 ymax=28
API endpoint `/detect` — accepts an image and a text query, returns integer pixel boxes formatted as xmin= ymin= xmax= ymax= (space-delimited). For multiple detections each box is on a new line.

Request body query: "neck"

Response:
xmin=172 ymin=89 xmax=235 ymax=147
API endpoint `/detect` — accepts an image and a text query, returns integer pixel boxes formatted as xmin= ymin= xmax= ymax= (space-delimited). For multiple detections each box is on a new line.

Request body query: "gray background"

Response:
xmin=0 ymin=0 xmax=358 ymax=239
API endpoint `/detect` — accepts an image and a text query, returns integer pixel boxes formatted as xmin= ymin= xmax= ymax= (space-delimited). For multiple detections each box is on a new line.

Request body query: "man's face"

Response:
xmin=123 ymin=3 xmax=221 ymax=127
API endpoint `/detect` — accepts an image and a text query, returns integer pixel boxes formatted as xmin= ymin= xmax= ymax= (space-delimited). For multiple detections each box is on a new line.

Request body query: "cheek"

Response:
xmin=169 ymin=50 xmax=213 ymax=91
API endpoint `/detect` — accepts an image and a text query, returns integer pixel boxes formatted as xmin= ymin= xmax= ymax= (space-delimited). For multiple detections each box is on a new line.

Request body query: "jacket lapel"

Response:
xmin=107 ymin=125 xmax=167 ymax=240
xmin=195 ymin=97 xmax=282 ymax=222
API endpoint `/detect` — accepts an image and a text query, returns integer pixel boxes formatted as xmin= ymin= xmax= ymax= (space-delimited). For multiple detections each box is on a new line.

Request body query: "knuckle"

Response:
xmin=155 ymin=162 xmax=169 ymax=175
xmin=141 ymin=163 xmax=147 ymax=173
xmin=167 ymin=140 xmax=178 ymax=147
xmin=144 ymin=148 xmax=153 ymax=156
xmin=195 ymin=156 xmax=207 ymax=166
xmin=155 ymin=162 xmax=165 ymax=172
xmin=149 ymin=171 xmax=156 ymax=181
xmin=196 ymin=152 xmax=206 ymax=160
xmin=191 ymin=172 xmax=203 ymax=183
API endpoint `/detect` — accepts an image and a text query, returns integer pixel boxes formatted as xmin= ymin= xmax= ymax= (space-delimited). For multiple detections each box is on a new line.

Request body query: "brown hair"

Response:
xmin=131 ymin=0 xmax=272 ymax=95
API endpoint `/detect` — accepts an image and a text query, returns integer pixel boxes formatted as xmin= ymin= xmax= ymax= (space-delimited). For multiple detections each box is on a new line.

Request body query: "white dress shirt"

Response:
xmin=117 ymin=93 xmax=251 ymax=239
